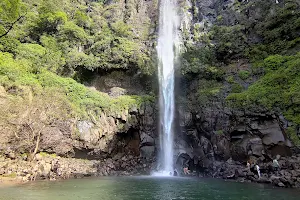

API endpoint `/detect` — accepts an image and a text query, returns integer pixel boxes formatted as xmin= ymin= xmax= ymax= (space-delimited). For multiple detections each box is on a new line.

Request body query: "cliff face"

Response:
xmin=1 ymin=0 xmax=300 ymax=186
xmin=0 ymin=0 xmax=161 ymax=181
xmin=172 ymin=0 xmax=300 ymax=187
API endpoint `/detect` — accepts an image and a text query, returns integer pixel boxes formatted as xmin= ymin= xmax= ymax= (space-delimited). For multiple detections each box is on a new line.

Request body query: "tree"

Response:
xmin=0 ymin=0 xmax=25 ymax=38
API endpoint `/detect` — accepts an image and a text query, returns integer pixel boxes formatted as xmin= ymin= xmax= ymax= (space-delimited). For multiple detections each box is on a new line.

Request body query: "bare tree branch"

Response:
xmin=31 ymin=125 xmax=45 ymax=161
xmin=0 ymin=14 xmax=25 ymax=38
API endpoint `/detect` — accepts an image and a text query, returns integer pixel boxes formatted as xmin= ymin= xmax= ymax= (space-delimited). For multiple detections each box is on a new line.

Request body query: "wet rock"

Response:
xmin=257 ymin=177 xmax=271 ymax=184
xmin=259 ymin=120 xmax=285 ymax=145
xmin=211 ymin=134 xmax=230 ymax=160
xmin=140 ymin=132 xmax=155 ymax=145
xmin=200 ymin=136 xmax=214 ymax=159
xmin=38 ymin=161 xmax=52 ymax=177
xmin=140 ymin=146 xmax=155 ymax=159
xmin=178 ymin=106 xmax=193 ymax=127
xmin=40 ymin=126 xmax=73 ymax=156
xmin=109 ymin=87 xmax=127 ymax=97
xmin=249 ymin=137 xmax=264 ymax=157
xmin=278 ymin=182 xmax=285 ymax=187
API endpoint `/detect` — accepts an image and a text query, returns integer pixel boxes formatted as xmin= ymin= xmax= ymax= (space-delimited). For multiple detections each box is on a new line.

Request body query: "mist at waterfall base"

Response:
xmin=153 ymin=0 xmax=180 ymax=176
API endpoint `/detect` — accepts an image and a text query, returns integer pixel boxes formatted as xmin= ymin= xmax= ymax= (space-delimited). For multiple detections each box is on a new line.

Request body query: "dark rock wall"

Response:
xmin=172 ymin=0 xmax=299 ymax=174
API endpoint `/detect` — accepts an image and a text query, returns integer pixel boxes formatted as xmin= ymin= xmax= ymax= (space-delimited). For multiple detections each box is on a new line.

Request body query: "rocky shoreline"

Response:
xmin=1 ymin=153 xmax=300 ymax=189
xmin=0 ymin=153 xmax=153 ymax=183
xmin=191 ymin=155 xmax=300 ymax=188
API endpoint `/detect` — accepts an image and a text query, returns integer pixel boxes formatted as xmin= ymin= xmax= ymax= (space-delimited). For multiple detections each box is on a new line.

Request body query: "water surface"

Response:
xmin=0 ymin=177 xmax=299 ymax=200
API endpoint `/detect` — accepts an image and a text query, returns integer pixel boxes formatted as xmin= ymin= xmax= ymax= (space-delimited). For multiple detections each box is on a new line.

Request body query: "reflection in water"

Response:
xmin=0 ymin=177 xmax=299 ymax=200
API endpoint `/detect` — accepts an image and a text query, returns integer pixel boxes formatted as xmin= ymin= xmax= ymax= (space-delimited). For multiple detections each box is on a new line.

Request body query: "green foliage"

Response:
xmin=181 ymin=47 xmax=214 ymax=74
xmin=206 ymin=0 xmax=300 ymax=63
xmin=59 ymin=21 xmax=87 ymax=42
xmin=35 ymin=11 xmax=68 ymax=35
xmin=227 ymin=52 xmax=300 ymax=126
xmin=16 ymin=43 xmax=45 ymax=61
xmin=231 ymin=82 xmax=244 ymax=93
xmin=263 ymin=54 xmax=287 ymax=71
xmin=215 ymin=130 xmax=223 ymax=135
xmin=238 ymin=70 xmax=250 ymax=80
xmin=0 ymin=0 xmax=156 ymax=130
xmin=286 ymin=126 xmax=300 ymax=146
xmin=210 ymin=25 xmax=247 ymax=60
xmin=0 ymin=52 xmax=39 ymax=87
xmin=181 ymin=46 xmax=222 ymax=78
xmin=256 ymin=1 xmax=300 ymax=43
xmin=88 ymin=20 xmax=150 ymax=72
xmin=244 ymin=1 xmax=300 ymax=60
xmin=65 ymin=50 xmax=98 ymax=71
xmin=197 ymin=79 xmax=223 ymax=106
xmin=0 ymin=0 xmax=21 ymax=22
xmin=74 ymin=10 xmax=91 ymax=28
xmin=0 ymin=0 xmax=23 ymax=36
xmin=245 ymin=45 xmax=269 ymax=62
xmin=39 ymin=35 xmax=65 ymax=72
xmin=0 ymin=36 xmax=20 ymax=52
xmin=0 ymin=52 xmax=152 ymax=118
xmin=38 ymin=0 xmax=65 ymax=13
xmin=111 ymin=20 xmax=133 ymax=37
xmin=226 ymin=76 xmax=235 ymax=84
xmin=0 ymin=0 xmax=153 ymax=75
xmin=14 ymin=42 xmax=64 ymax=73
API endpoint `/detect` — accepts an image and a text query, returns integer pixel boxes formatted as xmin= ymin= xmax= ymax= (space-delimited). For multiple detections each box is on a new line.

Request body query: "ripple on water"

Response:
xmin=0 ymin=177 xmax=299 ymax=200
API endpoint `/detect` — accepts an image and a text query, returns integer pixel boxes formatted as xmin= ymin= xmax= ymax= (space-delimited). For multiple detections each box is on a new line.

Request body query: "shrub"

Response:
xmin=227 ymin=52 xmax=300 ymax=127
xmin=238 ymin=70 xmax=250 ymax=80
xmin=231 ymin=82 xmax=244 ymax=93
xmin=0 ymin=52 xmax=152 ymax=119
xmin=197 ymin=79 xmax=223 ymax=107
xmin=286 ymin=126 xmax=300 ymax=146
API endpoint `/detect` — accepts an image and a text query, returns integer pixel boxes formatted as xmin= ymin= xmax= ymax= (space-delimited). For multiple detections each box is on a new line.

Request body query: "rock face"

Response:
xmin=88 ymin=71 xmax=153 ymax=96
xmin=208 ymin=155 xmax=300 ymax=188
xmin=49 ymin=101 xmax=157 ymax=161
xmin=0 ymin=153 xmax=153 ymax=182
xmin=174 ymin=69 xmax=295 ymax=184
xmin=169 ymin=0 xmax=300 ymax=188
xmin=0 ymin=88 xmax=158 ymax=174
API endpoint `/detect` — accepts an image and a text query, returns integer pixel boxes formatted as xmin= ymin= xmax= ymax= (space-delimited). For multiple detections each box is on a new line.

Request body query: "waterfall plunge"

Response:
xmin=154 ymin=0 xmax=180 ymax=176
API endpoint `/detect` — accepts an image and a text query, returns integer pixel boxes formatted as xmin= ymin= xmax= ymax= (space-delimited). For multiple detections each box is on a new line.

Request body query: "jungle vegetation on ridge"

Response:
xmin=180 ymin=0 xmax=300 ymax=145
xmin=0 ymin=0 xmax=155 ymax=121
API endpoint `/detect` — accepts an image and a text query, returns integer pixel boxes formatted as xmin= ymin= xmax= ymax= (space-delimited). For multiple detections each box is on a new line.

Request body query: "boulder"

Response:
xmin=109 ymin=87 xmax=127 ymax=97
xmin=77 ymin=121 xmax=97 ymax=142
xmin=211 ymin=134 xmax=230 ymax=160
xmin=249 ymin=137 xmax=264 ymax=157
xmin=259 ymin=120 xmax=285 ymax=145
xmin=140 ymin=132 xmax=155 ymax=145
xmin=40 ymin=127 xmax=73 ymax=156
xmin=140 ymin=146 xmax=155 ymax=159
xmin=178 ymin=107 xmax=192 ymax=127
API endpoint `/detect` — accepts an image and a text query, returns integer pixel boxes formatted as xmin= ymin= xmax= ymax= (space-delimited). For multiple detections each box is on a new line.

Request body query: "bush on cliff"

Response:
xmin=0 ymin=52 xmax=151 ymax=119
xmin=227 ymin=53 xmax=300 ymax=145
xmin=0 ymin=0 xmax=154 ymax=78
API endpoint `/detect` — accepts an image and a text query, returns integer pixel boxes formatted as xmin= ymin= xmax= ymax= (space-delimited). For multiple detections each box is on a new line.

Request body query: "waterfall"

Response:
xmin=255 ymin=165 xmax=261 ymax=179
xmin=155 ymin=0 xmax=180 ymax=175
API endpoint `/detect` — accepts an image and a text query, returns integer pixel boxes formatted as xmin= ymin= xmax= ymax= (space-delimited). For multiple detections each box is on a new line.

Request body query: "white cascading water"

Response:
xmin=154 ymin=0 xmax=180 ymax=175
